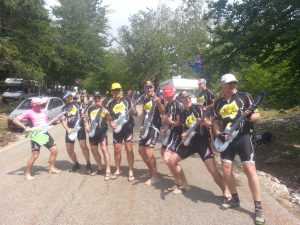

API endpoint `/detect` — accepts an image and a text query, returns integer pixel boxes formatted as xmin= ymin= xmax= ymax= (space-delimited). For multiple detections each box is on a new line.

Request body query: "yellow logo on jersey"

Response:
xmin=185 ymin=114 xmax=197 ymax=128
xmin=197 ymin=96 xmax=205 ymax=106
xmin=90 ymin=109 xmax=100 ymax=120
xmin=101 ymin=109 xmax=108 ymax=118
xmin=144 ymin=101 xmax=153 ymax=112
xmin=113 ymin=102 xmax=126 ymax=114
xmin=219 ymin=101 xmax=239 ymax=119
xmin=225 ymin=122 xmax=232 ymax=130
xmin=68 ymin=105 xmax=78 ymax=116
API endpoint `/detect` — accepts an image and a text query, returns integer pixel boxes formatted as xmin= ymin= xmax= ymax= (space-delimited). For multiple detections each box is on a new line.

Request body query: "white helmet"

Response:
xmin=221 ymin=73 xmax=238 ymax=84
xmin=31 ymin=97 xmax=44 ymax=105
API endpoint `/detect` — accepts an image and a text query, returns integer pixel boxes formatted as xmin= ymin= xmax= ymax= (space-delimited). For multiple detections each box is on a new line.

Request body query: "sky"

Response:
xmin=44 ymin=0 xmax=181 ymax=37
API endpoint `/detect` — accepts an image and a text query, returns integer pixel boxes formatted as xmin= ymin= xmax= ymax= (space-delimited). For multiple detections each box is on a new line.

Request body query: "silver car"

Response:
xmin=8 ymin=96 xmax=65 ymax=130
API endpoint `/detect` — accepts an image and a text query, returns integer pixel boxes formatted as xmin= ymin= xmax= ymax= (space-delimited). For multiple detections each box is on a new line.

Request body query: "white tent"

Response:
xmin=159 ymin=76 xmax=198 ymax=91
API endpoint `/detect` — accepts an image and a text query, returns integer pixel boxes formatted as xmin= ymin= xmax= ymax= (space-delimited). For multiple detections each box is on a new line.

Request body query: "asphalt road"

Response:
xmin=0 ymin=125 xmax=299 ymax=225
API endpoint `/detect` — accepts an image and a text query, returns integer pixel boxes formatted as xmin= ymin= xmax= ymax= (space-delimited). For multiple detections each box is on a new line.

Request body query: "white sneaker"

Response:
xmin=25 ymin=174 xmax=35 ymax=180
xmin=172 ymin=187 xmax=183 ymax=194
xmin=145 ymin=176 xmax=160 ymax=186
xmin=49 ymin=167 xmax=61 ymax=174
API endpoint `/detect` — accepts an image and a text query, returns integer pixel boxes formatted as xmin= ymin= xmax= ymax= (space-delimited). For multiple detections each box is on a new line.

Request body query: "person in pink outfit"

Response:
xmin=13 ymin=97 xmax=61 ymax=180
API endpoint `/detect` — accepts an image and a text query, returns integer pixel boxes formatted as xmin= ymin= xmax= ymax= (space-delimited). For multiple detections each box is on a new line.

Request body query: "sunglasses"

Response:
xmin=145 ymin=85 xmax=154 ymax=90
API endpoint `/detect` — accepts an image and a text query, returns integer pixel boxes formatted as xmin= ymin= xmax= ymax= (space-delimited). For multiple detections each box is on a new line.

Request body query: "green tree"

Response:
xmin=118 ymin=6 xmax=175 ymax=87
xmin=118 ymin=2 xmax=210 ymax=88
xmin=52 ymin=0 xmax=108 ymax=85
xmin=0 ymin=0 xmax=58 ymax=81
xmin=205 ymin=0 xmax=300 ymax=107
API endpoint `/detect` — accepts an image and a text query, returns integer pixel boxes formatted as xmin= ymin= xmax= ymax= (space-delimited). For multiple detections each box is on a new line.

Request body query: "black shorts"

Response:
xmin=113 ymin=122 xmax=134 ymax=144
xmin=31 ymin=132 xmax=55 ymax=151
xmin=162 ymin=129 xmax=182 ymax=151
xmin=175 ymin=132 xmax=213 ymax=161
xmin=139 ymin=126 xmax=160 ymax=148
xmin=221 ymin=134 xmax=255 ymax=163
xmin=65 ymin=128 xmax=86 ymax=143
xmin=89 ymin=128 xmax=107 ymax=145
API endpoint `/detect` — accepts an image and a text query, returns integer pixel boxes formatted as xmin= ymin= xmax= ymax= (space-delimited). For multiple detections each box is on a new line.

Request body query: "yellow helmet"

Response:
xmin=111 ymin=82 xmax=122 ymax=90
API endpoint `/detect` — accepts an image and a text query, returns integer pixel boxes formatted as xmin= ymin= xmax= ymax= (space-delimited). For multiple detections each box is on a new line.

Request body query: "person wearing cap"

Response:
xmin=138 ymin=80 xmax=165 ymax=186
xmin=213 ymin=73 xmax=265 ymax=224
xmin=107 ymin=82 xmax=135 ymax=181
xmin=61 ymin=92 xmax=92 ymax=174
xmin=160 ymin=85 xmax=188 ymax=191
xmin=13 ymin=97 xmax=61 ymax=180
xmin=85 ymin=92 xmax=112 ymax=179
xmin=160 ymin=85 xmax=183 ymax=157
xmin=164 ymin=92 xmax=230 ymax=195
xmin=197 ymin=78 xmax=215 ymax=111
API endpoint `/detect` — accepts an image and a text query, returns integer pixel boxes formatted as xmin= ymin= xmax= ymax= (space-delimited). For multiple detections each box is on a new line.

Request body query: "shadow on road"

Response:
xmin=6 ymin=160 xmax=74 ymax=176
xmin=151 ymin=174 xmax=254 ymax=218
xmin=7 ymin=165 xmax=48 ymax=176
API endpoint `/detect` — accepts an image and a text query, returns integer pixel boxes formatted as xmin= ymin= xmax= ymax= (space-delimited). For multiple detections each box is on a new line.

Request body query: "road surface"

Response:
xmin=0 ymin=125 xmax=299 ymax=225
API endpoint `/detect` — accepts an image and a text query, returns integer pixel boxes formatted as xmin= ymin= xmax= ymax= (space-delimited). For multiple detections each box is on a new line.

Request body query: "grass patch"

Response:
xmin=0 ymin=115 xmax=8 ymax=135
xmin=259 ymin=106 xmax=300 ymax=121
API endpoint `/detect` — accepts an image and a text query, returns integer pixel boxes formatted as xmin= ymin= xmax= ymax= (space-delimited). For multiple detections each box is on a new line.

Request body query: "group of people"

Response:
xmin=13 ymin=73 xmax=265 ymax=225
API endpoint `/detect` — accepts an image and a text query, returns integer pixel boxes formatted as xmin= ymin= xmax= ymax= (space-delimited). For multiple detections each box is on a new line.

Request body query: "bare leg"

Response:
xmin=25 ymin=151 xmax=40 ymax=180
xmin=222 ymin=161 xmax=238 ymax=194
xmin=100 ymin=140 xmax=111 ymax=175
xmin=167 ymin=154 xmax=189 ymax=194
xmin=243 ymin=163 xmax=262 ymax=201
xmin=66 ymin=143 xmax=78 ymax=164
xmin=144 ymin=147 xmax=158 ymax=178
xmin=113 ymin=143 xmax=122 ymax=174
xmin=204 ymin=158 xmax=230 ymax=198
xmin=90 ymin=144 xmax=102 ymax=170
xmin=79 ymin=140 xmax=91 ymax=164
xmin=48 ymin=145 xmax=61 ymax=174
xmin=168 ymin=154 xmax=184 ymax=186
xmin=125 ymin=141 xmax=134 ymax=180
xmin=160 ymin=146 xmax=166 ymax=159
xmin=163 ymin=150 xmax=177 ymax=179
xmin=139 ymin=146 xmax=153 ymax=180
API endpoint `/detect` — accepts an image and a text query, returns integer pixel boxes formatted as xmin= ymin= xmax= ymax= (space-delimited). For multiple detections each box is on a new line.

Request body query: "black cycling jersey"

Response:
xmin=180 ymin=104 xmax=207 ymax=134
xmin=165 ymin=100 xmax=183 ymax=121
xmin=214 ymin=91 xmax=254 ymax=134
xmin=107 ymin=98 xmax=134 ymax=125
xmin=63 ymin=102 xmax=80 ymax=128
xmin=197 ymin=89 xmax=214 ymax=107
xmin=141 ymin=95 xmax=162 ymax=129
xmin=165 ymin=99 xmax=183 ymax=133
xmin=87 ymin=105 xmax=108 ymax=130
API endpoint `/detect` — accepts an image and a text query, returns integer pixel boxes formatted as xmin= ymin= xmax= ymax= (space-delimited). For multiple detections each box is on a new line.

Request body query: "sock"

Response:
xmin=254 ymin=201 xmax=262 ymax=209
xmin=232 ymin=193 xmax=240 ymax=201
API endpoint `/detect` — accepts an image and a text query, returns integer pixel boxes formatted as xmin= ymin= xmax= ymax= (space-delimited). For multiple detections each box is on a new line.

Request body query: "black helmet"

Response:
xmin=94 ymin=91 xmax=101 ymax=97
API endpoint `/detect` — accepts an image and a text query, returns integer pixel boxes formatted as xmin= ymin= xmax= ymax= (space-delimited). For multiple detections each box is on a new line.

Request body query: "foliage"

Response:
xmin=118 ymin=1 xmax=210 ymax=88
xmin=52 ymin=0 xmax=108 ymax=86
xmin=1 ymin=0 xmax=298 ymax=108
xmin=206 ymin=0 xmax=300 ymax=107
xmin=0 ymin=0 xmax=57 ymax=81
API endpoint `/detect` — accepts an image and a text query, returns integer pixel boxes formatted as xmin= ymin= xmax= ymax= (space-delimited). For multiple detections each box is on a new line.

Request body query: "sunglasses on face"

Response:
xmin=145 ymin=85 xmax=154 ymax=90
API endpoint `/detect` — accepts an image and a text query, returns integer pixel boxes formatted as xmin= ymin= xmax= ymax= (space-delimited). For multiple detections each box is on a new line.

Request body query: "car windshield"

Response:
xmin=18 ymin=99 xmax=46 ymax=110
xmin=5 ymin=85 xmax=24 ymax=92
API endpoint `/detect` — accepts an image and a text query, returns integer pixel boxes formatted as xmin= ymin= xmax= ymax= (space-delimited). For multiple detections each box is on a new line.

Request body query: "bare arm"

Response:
xmin=249 ymin=111 xmax=260 ymax=123
xmin=13 ymin=118 xmax=27 ymax=130
xmin=84 ymin=116 xmax=91 ymax=132
xmin=61 ymin=119 xmax=70 ymax=133
xmin=154 ymin=96 xmax=165 ymax=114
xmin=212 ymin=119 xmax=223 ymax=136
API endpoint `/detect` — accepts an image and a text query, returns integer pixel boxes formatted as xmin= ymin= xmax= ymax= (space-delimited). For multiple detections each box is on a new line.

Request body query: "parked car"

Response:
xmin=8 ymin=96 xmax=65 ymax=130
xmin=2 ymin=78 xmax=39 ymax=103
